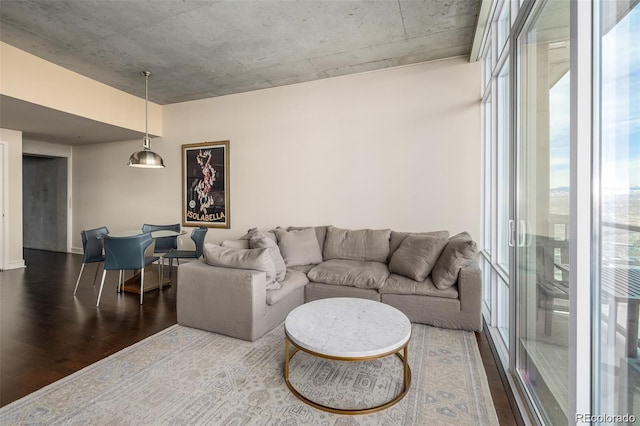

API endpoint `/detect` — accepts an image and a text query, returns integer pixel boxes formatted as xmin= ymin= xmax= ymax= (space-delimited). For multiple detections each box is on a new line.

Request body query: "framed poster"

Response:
xmin=182 ymin=140 xmax=230 ymax=228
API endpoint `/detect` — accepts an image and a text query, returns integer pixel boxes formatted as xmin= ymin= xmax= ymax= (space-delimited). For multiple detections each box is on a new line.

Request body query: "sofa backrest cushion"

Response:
xmin=431 ymin=232 xmax=479 ymax=290
xmin=388 ymin=230 xmax=450 ymax=262
xmin=389 ymin=235 xmax=448 ymax=281
xmin=287 ymin=226 xmax=328 ymax=254
xmin=203 ymin=243 xmax=280 ymax=290
xmin=274 ymin=227 xmax=323 ymax=267
xmin=248 ymin=230 xmax=287 ymax=282
xmin=323 ymin=226 xmax=391 ymax=262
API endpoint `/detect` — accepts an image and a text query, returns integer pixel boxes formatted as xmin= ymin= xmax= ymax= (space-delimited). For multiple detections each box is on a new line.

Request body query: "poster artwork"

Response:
xmin=182 ymin=141 xmax=229 ymax=228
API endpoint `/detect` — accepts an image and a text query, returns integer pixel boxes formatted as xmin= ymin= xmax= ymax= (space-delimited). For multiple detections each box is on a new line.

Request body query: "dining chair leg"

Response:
xmin=73 ymin=263 xmax=86 ymax=296
xmin=96 ymin=270 xmax=108 ymax=307
xmin=169 ymin=258 xmax=173 ymax=280
xmin=118 ymin=270 xmax=124 ymax=293
xmin=93 ymin=262 xmax=101 ymax=286
xmin=140 ymin=270 xmax=145 ymax=305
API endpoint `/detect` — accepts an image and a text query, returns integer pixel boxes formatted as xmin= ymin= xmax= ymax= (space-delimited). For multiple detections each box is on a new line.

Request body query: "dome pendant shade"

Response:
xmin=128 ymin=71 xmax=165 ymax=168
xmin=128 ymin=139 xmax=165 ymax=168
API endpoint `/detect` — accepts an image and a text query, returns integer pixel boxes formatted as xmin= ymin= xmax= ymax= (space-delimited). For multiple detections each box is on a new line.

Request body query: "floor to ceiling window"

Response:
xmin=594 ymin=0 xmax=640 ymax=419
xmin=515 ymin=1 xmax=570 ymax=423
xmin=480 ymin=0 xmax=514 ymax=357
xmin=478 ymin=0 xmax=638 ymax=423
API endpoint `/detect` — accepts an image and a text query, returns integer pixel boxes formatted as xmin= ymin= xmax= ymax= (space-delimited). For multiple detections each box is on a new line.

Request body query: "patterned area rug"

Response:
xmin=0 ymin=323 xmax=499 ymax=425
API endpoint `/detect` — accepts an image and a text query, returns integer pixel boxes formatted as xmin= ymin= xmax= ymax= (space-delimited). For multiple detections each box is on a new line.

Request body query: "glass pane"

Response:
xmin=595 ymin=1 xmax=640 ymax=418
xmin=497 ymin=277 xmax=510 ymax=345
xmin=497 ymin=1 xmax=511 ymax=55
xmin=515 ymin=1 xmax=570 ymax=423
xmin=482 ymin=98 xmax=492 ymax=255
xmin=497 ymin=63 xmax=510 ymax=272
xmin=483 ymin=42 xmax=493 ymax=92
xmin=482 ymin=257 xmax=492 ymax=311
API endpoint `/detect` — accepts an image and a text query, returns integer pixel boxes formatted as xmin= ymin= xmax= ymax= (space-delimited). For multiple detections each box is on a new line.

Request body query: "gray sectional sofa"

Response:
xmin=177 ymin=225 xmax=482 ymax=342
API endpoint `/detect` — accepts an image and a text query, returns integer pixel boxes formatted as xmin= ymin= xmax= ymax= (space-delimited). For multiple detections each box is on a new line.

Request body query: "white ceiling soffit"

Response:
xmin=0 ymin=95 xmax=146 ymax=145
xmin=0 ymin=0 xmax=481 ymax=105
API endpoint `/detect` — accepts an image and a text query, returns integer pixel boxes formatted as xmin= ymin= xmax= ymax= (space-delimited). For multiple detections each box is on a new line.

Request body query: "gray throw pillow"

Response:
xmin=323 ymin=226 xmax=391 ymax=262
xmin=220 ymin=239 xmax=250 ymax=249
xmin=287 ymin=226 xmax=328 ymax=254
xmin=431 ymin=232 xmax=479 ymax=290
xmin=248 ymin=230 xmax=287 ymax=281
xmin=388 ymin=230 xmax=450 ymax=262
xmin=240 ymin=228 xmax=277 ymax=243
xmin=203 ymin=243 xmax=280 ymax=290
xmin=274 ymin=227 xmax=323 ymax=267
xmin=389 ymin=235 xmax=448 ymax=281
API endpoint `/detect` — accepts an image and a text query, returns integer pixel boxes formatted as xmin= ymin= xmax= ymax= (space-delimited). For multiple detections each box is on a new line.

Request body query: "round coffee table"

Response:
xmin=284 ymin=297 xmax=412 ymax=415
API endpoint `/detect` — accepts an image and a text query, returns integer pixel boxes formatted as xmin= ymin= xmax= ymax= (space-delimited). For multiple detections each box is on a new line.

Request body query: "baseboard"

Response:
xmin=483 ymin=319 xmax=535 ymax=425
xmin=70 ymin=246 xmax=83 ymax=255
xmin=3 ymin=259 xmax=26 ymax=270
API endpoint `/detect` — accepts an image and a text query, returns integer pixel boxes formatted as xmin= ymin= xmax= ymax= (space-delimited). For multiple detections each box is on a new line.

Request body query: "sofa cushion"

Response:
xmin=432 ymin=232 xmax=479 ymax=290
xmin=323 ymin=226 xmax=391 ymax=262
xmin=248 ymin=230 xmax=286 ymax=282
xmin=389 ymin=235 xmax=448 ymax=281
xmin=203 ymin=243 xmax=280 ymax=290
xmin=380 ymin=273 xmax=459 ymax=299
xmin=288 ymin=264 xmax=315 ymax=274
xmin=307 ymin=259 xmax=390 ymax=289
xmin=266 ymin=269 xmax=309 ymax=306
xmin=274 ymin=227 xmax=323 ymax=267
xmin=240 ymin=228 xmax=277 ymax=243
xmin=287 ymin=226 xmax=328 ymax=254
xmin=221 ymin=239 xmax=249 ymax=249
xmin=388 ymin=230 xmax=450 ymax=262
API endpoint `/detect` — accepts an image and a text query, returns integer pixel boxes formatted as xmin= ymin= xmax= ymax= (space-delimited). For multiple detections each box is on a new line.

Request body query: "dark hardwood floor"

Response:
xmin=0 ymin=249 xmax=517 ymax=424
xmin=0 ymin=249 xmax=177 ymax=406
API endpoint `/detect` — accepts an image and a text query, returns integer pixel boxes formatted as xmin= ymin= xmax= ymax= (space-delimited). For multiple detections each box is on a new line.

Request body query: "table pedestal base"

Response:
xmin=122 ymin=265 xmax=171 ymax=294
xmin=283 ymin=336 xmax=411 ymax=415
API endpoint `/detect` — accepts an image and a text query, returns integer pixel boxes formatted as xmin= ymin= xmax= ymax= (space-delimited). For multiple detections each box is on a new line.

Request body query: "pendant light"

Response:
xmin=128 ymin=71 xmax=165 ymax=168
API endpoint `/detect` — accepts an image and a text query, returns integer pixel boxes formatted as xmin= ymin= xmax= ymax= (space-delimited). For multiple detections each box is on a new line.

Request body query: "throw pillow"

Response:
xmin=287 ymin=226 xmax=328 ymax=254
xmin=239 ymin=228 xmax=277 ymax=243
xmin=248 ymin=230 xmax=287 ymax=281
xmin=388 ymin=230 xmax=450 ymax=262
xmin=322 ymin=226 xmax=391 ymax=262
xmin=273 ymin=227 xmax=323 ymax=267
xmin=220 ymin=239 xmax=250 ymax=249
xmin=389 ymin=235 xmax=448 ymax=281
xmin=431 ymin=232 xmax=479 ymax=290
xmin=203 ymin=243 xmax=280 ymax=290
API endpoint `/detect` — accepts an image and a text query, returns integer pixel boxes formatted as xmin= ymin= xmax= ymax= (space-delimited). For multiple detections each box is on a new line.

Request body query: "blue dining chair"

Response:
xmin=141 ymin=223 xmax=180 ymax=253
xmin=163 ymin=227 xmax=208 ymax=280
xmin=96 ymin=233 xmax=160 ymax=306
xmin=142 ymin=223 xmax=180 ymax=277
xmin=73 ymin=226 xmax=109 ymax=296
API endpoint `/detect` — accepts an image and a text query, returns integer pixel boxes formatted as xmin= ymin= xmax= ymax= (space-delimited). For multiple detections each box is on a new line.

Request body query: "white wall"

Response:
xmin=73 ymin=57 xmax=481 ymax=250
xmin=0 ymin=128 xmax=25 ymax=269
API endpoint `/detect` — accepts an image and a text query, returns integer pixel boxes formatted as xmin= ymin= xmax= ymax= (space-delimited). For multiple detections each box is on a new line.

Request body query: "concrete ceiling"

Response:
xmin=0 ymin=0 xmax=480 ymax=143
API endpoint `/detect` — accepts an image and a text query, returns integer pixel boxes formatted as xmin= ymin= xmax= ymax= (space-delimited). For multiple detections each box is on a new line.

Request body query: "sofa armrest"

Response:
xmin=458 ymin=262 xmax=483 ymax=332
xmin=177 ymin=259 xmax=268 ymax=341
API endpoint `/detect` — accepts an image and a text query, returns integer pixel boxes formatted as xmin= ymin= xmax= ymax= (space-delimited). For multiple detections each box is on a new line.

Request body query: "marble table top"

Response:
xmin=284 ymin=297 xmax=411 ymax=358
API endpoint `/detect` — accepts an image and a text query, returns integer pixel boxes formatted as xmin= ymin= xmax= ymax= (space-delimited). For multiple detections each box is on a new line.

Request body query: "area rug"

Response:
xmin=0 ymin=323 xmax=499 ymax=425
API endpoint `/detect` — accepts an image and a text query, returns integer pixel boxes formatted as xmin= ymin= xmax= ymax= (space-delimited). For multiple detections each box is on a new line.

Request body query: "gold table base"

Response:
xmin=284 ymin=334 xmax=412 ymax=415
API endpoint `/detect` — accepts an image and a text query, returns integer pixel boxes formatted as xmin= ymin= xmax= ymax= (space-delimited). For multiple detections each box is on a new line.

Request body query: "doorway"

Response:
xmin=22 ymin=155 xmax=68 ymax=252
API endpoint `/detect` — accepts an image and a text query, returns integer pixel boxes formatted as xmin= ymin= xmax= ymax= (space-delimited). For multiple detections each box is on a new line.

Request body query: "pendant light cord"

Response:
xmin=142 ymin=70 xmax=151 ymax=149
